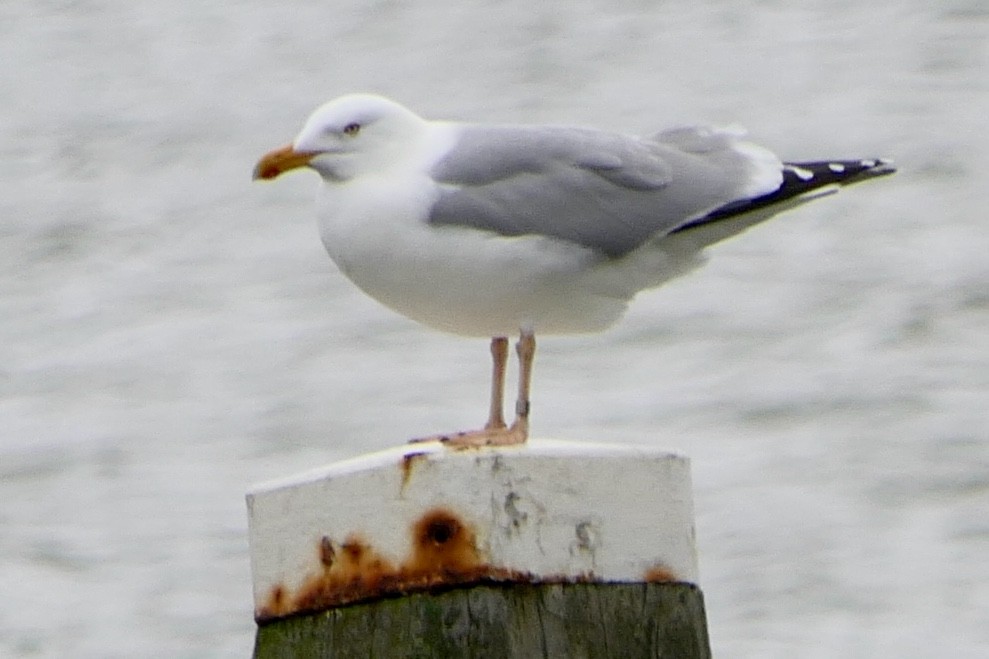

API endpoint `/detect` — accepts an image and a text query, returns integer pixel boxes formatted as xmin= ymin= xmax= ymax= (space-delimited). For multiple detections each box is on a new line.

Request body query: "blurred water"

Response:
xmin=1 ymin=1 xmax=987 ymax=657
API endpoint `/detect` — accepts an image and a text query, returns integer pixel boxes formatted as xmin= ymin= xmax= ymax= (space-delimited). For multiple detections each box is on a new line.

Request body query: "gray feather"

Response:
xmin=427 ymin=124 xmax=767 ymax=258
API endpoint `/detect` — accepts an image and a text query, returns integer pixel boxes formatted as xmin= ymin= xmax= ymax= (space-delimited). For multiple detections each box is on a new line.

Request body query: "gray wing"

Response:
xmin=427 ymin=124 xmax=781 ymax=258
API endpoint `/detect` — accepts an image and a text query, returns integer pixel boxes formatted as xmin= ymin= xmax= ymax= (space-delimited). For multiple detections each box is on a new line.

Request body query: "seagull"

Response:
xmin=254 ymin=93 xmax=894 ymax=447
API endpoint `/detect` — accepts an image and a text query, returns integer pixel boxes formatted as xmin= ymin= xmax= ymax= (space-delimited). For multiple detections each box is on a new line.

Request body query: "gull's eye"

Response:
xmin=342 ymin=122 xmax=361 ymax=136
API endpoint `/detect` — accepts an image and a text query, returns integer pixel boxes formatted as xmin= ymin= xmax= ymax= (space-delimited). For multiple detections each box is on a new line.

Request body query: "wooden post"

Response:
xmin=247 ymin=439 xmax=710 ymax=658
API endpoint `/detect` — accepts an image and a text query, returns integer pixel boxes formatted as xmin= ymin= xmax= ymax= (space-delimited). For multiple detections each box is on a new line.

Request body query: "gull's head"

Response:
xmin=253 ymin=94 xmax=427 ymax=182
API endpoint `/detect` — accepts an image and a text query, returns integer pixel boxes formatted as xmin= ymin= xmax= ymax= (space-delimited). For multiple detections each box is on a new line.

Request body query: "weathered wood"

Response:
xmin=254 ymin=582 xmax=710 ymax=659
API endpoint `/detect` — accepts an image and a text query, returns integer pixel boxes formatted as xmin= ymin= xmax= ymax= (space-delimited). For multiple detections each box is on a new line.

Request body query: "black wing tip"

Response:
xmin=862 ymin=158 xmax=897 ymax=178
xmin=671 ymin=157 xmax=896 ymax=234
xmin=783 ymin=158 xmax=897 ymax=185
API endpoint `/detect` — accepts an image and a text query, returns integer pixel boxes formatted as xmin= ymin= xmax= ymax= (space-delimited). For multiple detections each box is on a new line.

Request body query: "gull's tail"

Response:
xmin=668 ymin=158 xmax=896 ymax=247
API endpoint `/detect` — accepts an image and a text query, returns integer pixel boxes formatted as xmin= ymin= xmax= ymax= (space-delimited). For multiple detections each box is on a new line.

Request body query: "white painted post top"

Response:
xmin=247 ymin=438 xmax=699 ymax=621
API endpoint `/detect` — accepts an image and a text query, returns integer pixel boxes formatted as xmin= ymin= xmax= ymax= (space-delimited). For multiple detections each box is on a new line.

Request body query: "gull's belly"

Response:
xmin=317 ymin=184 xmax=628 ymax=336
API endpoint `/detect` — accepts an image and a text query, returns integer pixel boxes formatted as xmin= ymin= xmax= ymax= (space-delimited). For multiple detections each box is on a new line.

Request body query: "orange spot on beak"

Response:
xmin=253 ymin=144 xmax=318 ymax=180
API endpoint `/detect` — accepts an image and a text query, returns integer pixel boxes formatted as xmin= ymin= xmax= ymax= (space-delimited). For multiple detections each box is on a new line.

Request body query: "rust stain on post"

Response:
xmin=256 ymin=506 xmax=688 ymax=621
xmin=399 ymin=451 xmax=428 ymax=492
xmin=405 ymin=508 xmax=480 ymax=580
xmin=257 ymin=507 xmax=530 ymax=621
xmin=287 ymin=533 xmax=398 ymax=618
xmin=644 ymin=564 xmax=678 ymax=583
xmin=262 ymin=584 xmax=288 ymax=619
xmin=319 ymin=536 xmax=335 ymax=567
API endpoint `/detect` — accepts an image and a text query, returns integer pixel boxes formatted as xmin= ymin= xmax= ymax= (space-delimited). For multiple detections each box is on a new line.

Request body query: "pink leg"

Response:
xmin=486 ymin=337 xmax=508 ymax=430
xmin=410 ymin=330 xmax=534 ymax=448
xmin=507 ymin=329 xmax=535 ymax=438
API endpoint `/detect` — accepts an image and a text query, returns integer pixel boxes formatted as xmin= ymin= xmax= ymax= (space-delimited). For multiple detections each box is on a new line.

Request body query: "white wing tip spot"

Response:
xmin=828 ymin=162 xmax=846 ymax=173
xmin=784 ymin=165 xmax=814 ymax=181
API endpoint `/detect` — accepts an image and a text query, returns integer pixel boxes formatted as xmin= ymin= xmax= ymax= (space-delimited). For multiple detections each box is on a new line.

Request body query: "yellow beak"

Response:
xmin=253 ymin=144 xmax=319 ymax=180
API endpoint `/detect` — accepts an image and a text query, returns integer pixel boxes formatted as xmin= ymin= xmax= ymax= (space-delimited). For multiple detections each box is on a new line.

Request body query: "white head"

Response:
xmin=253 ymin=94 xmax=428 ymax=182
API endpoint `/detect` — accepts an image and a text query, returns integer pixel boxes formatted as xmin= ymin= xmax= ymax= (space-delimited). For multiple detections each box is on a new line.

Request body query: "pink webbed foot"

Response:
xmin=409 ymin=420 xmax=528 ymax=448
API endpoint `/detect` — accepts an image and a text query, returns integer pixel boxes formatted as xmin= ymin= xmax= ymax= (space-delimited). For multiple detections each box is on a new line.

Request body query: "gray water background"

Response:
xmin=1 ymin=1 xmax=987 ymax=656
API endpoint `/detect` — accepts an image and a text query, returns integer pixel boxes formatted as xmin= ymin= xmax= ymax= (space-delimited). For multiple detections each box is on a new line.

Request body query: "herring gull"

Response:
xmin=254 ymin=93 xmax=895 ymax=447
